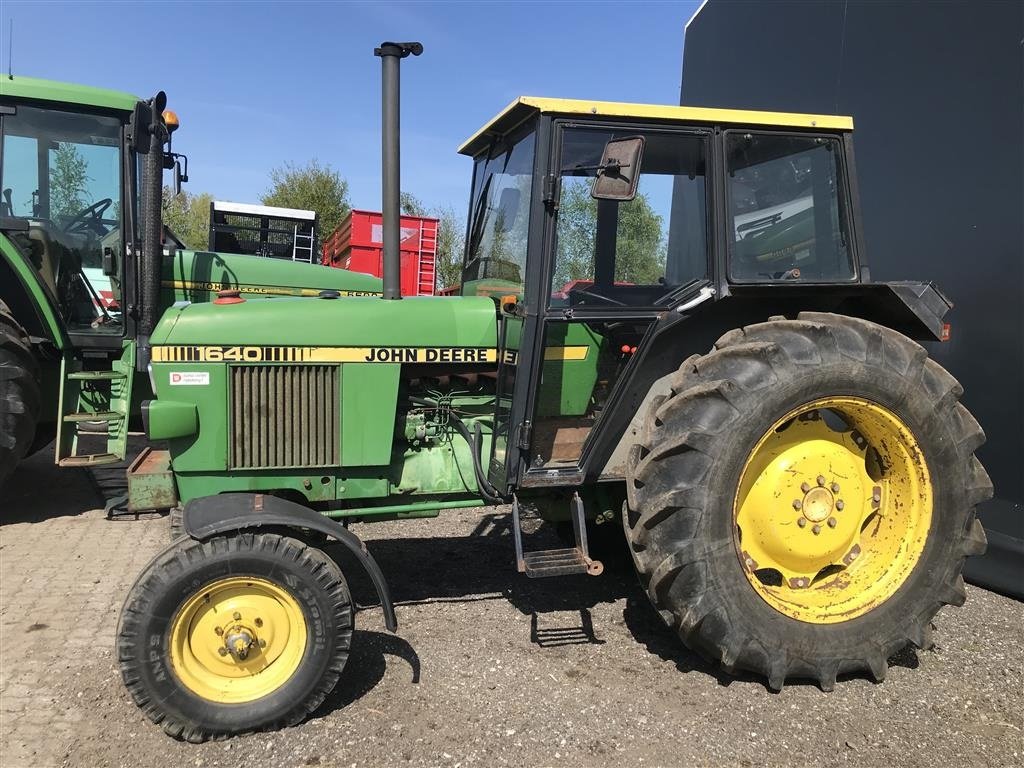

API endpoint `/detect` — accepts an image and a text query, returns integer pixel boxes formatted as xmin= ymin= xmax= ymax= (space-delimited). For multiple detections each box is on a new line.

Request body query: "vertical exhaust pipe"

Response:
xmin=138 ymin=92 xmax=168 ymax=369
xmin=374 ymin=41 xmax=422 ymax=300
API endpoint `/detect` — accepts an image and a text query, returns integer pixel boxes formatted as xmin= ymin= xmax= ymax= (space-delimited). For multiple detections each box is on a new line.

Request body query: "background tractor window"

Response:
xmin=727 ymin=132 xmax=854 ymax=282
xmin=551 ymin=128 xmax=708 ymax=308
xmin=1 ymin=106 xmax=124 ymax=330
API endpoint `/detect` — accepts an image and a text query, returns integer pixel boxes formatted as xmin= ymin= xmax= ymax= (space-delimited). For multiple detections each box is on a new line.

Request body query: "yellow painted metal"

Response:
xmin=168 ymin=577 xmax=307 ymax=704
xmin=459 ymin=96 xmax=854 ymax=155
xmin=733 ymin=397 xmax=932 ymax=624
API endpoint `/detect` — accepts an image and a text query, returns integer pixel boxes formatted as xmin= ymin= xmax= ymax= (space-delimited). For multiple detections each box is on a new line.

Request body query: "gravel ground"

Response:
xmin=1 ymin=446 xmax=1021 ymax=768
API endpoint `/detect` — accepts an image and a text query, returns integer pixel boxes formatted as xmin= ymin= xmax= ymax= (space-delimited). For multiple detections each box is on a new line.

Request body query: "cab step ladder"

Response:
xmin=511 ymin=492 xmax=604 ymax=577
xmin=55 ymin=343 xmax=134 ymax=467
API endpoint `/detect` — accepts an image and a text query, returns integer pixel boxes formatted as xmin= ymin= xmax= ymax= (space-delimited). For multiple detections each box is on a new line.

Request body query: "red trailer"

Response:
xmin=322 ymin=209 xmax=439 ymax=296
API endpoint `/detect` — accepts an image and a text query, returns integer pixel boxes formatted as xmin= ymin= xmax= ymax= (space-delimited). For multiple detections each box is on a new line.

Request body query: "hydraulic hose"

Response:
xmin=449 ymin=413 xmax=503 ymax=504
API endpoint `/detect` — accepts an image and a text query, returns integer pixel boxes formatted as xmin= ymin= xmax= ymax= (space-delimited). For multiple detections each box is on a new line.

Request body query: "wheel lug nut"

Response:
xmin=828 ymin=517 xmax=837 ymax=528
xmin=233 ymin=612 xmax=242 ymax=621
xmin=816 ymin=475 xmax=826 ymax=487
xmin=218 ymin=647 xmax=228 ymax=656
xmin=836 ymin=500 xmax=844 ymax=511
xmin=812 ymin=524 xmax=822 ymax=535
xmin=254 ymin=618 xmax=263 ymax=627
xmin=797 ymin=518 xmax=807 ymax=528
xmin=831 ymin=482 xmax=840 ymax=493
xmin=259 ymin=639 xmax=266 ymax=648
xmin=214 ymin=627 xmax=224 ymax=636
xmin=793 ymin=499 xmax=803 ymax=510
xmin=801 ymin=482 xmax=811 ymax=493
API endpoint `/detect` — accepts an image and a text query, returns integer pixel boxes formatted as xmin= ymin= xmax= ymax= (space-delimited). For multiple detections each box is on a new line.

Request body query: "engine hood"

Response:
xmin=151 ymin=294 xmax=498 ymax=350
xmin=162 ymin=249 xmax=383 ymax=304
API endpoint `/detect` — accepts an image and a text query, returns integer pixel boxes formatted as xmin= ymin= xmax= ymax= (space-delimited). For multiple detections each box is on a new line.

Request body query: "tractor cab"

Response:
xmin=456 ymin=98 xmax=866 ymax=488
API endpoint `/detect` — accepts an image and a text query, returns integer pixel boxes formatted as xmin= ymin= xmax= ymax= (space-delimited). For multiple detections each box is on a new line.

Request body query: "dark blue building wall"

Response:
xmin=681 ymin=0 xmax=1022 ymax=595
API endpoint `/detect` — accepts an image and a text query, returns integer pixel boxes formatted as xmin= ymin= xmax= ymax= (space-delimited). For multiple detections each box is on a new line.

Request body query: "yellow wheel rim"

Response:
xmin=733 ymin=397 xmax=932 ymax=624
xmin=168 ymin=577 xmax=307 ymax=704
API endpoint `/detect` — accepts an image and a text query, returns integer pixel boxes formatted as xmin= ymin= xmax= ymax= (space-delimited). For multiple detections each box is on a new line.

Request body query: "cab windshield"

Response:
xmin=1 ymin=105 xmax=126 ymax=331
xmin=462 ymin=127 xmax=535 ymax=293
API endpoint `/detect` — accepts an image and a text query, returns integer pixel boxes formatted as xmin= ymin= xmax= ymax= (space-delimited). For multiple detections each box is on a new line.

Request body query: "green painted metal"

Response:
xmin=163 ymin=249 xmax=383 ymax=305
xmin=156 ymin=362 xmax=229 ymax=473
xmin=126 ymin=448 xmax=179 ymax=512
xmin=146 ymin=400 xmax=198 ymax=440
xmin=322 ymin=497 xmax=486 ymax=520
xmin=56 ymin=341 xmax=135 ymax=466
xmin=0 ymin=235 xmax=67 ymax=347
xmin=0 ymin=75 xmax=139 ymax=113
xmin=341 ymin=364 xmax=400 ymax=466
xmin=536 ymin=323 xmax=603 ymax=417
xmin=152 ymin=295 xmax=499 ymax=347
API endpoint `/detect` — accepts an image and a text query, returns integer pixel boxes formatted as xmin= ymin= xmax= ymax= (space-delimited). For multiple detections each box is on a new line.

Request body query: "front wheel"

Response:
xmin=117 ymin=532 xmax=353 ymax=741
xmin=625 ymin=313 xmax=991 ymax=690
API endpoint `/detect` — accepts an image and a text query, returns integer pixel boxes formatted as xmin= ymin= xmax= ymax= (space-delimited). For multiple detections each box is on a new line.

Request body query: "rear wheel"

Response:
xmin=625 ymin=313 xmax=991 ymax=690
xmin=117 ymin=532 xmax=353 ymax=741
xmin=0 ymin=303 xmax=40 ymax=490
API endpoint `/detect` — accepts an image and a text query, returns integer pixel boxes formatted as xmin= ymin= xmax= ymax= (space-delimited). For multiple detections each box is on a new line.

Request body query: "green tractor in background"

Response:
xmin=0 ymin=77 xmax=381 ymax=488
xmin=8 ymin=43 xmax=992 ymax=742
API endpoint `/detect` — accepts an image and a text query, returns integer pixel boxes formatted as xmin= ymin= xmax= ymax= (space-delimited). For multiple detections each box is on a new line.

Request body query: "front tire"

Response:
xmin=624 ymin=313 xmax=991 ymax=690
xmin=0 ymin=303 xmax=40 ymax=490
xmin=117 ymin=532 xmax=353 ymax=741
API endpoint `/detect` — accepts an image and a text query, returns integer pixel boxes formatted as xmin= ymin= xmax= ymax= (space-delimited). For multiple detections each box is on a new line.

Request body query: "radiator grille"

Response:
xmin=230 ymin=365 xmax=339 ymax=469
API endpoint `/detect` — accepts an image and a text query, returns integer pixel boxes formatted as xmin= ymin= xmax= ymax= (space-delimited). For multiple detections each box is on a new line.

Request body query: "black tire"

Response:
xmin=624 ymin=312 xmax=991 ymax=690
xmin=168 ymin=507 xmax=184 ymax=541
xmin=0 ymin=302 xmax=41 ymax=490
xmin=117 ymin=532 xmax=353 ymax=741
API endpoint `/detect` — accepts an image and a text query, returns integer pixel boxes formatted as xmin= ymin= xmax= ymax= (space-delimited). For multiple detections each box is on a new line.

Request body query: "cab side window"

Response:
xmin=727 ymin=132 xmax=855 ymax=282
xmin=550 ymin=128 xmax=708 ymax=308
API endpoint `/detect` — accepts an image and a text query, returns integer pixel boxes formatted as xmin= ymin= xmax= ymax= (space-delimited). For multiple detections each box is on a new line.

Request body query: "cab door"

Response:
xmin=518 ymin=122 xmax=712 ymax=484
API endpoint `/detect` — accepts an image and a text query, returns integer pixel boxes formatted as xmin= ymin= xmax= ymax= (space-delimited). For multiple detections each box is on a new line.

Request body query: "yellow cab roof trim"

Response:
xmin=458 ymin=96 xmax=854 ymax=156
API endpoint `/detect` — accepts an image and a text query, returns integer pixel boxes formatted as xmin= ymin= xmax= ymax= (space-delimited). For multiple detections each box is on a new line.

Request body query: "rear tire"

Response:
xmin=0 ymin=303 xmax=40 ymax=490
xmin=624 ymin=313 xmax=991 ymax=690
xmin=117 ymin=532 xmax=353 ymax=741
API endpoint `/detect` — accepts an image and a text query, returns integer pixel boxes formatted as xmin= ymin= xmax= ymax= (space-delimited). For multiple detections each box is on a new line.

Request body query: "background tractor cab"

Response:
xmin=0 ymin=76 xmax=383 ymax=482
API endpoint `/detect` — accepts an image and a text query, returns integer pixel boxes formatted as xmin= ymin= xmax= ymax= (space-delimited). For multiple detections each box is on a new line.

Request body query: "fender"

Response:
xmin=182 ymin=493 xmax=398 ymax=632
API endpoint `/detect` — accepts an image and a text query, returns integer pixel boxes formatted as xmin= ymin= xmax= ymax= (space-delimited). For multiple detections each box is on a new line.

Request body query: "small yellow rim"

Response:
xmin=168 ymin=576 xmax=307 ymax=704
xmin=733 ymin=397 xmax=932 ymax=624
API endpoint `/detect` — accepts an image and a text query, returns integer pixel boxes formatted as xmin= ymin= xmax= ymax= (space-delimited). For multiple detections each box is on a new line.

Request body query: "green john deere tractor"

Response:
xmin=55 ymin=42 xmax=989 ymax=740
xmin=0 ymin=77 xmax=381 ymax=489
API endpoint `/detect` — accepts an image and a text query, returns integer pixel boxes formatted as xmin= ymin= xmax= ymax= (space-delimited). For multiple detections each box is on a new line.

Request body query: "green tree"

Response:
xmin=400 ymin=192 xmax=465 ymax=292
xmin=433 ymin=204 xmax=465 ymax=292
xmin=553 ymin=180 xmax=665 ymax=288
xmin=162 ymin=187 xmax=214 ymax=250
xmin=400 ymin=191 xmax=427 ymax=217
xmin=49 ymin=143 xmax=89 ymax=219
xmin=261 ymin=160 xmax=349 ymax=246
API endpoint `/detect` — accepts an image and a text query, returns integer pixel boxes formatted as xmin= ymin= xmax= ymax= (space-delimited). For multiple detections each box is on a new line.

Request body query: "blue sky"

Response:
xmin=1 ymin=0 xmax=701 ymax=214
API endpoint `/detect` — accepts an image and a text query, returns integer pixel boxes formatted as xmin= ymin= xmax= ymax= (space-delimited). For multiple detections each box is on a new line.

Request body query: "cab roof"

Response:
xmin=0 ymin=75 xmax=140 ymax=113
xmin=458 ymin=96 xmax=854 ymax=157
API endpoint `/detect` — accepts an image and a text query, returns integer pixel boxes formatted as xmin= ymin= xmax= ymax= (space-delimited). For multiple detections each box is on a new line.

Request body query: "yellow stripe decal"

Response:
xmin=152 ymin=345 xmax=591 ymax=365
xmin=162 ymin=280 xmax=381 ymax=297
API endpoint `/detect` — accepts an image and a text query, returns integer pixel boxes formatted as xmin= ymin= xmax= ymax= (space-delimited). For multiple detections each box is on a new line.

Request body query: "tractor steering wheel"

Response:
xmin=63 ymin=198 xmax=113 ymax=237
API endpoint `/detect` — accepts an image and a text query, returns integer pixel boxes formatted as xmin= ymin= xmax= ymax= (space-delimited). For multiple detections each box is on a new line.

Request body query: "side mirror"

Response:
xmin=173 ymin=159 xmax=183 ymax=196
xmin=591 ymin=136 xmax=645 ymax=201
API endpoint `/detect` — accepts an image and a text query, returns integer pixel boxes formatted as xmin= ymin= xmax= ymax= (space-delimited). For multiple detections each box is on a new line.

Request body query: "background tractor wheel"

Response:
xmin=168 ymin=507 xmax=184 ymax=541
xmin=117 ymin=532 xmax=353 ymax=741
xmin=624 ymin=312 xmax=991 ymax=691
xmin=0 ymin=302 xmax=40 ymax=490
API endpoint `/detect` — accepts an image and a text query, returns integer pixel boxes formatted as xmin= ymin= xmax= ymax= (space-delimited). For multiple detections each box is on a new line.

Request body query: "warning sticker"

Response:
xmin=169 ymin=371 xmax=210 ymax=386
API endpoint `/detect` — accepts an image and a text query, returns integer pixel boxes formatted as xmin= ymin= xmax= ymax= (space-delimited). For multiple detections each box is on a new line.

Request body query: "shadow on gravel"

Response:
xmin=312 ymin=630 xmax=421 ymax=721
xmin=1 ymin=451 xmax=103 ymax=524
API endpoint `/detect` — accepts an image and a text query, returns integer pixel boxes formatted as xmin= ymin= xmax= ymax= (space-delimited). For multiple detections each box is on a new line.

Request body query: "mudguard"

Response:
xmin=182 ymin=493 xmax=398 ymax=632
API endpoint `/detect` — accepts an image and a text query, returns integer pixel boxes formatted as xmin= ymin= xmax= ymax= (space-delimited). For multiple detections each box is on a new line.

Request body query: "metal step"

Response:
xmin=522 ymin=548 xmax=591 ymax=577
xmin=67 ymin=371 xmax=127 ymax=381
xmin=62 ymin=411 xmax=123 ymax=423
xmin=58 ymin=452 xmax=121 ymax=468
xmin=511 ymin=492 xmax=603 ymax=579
